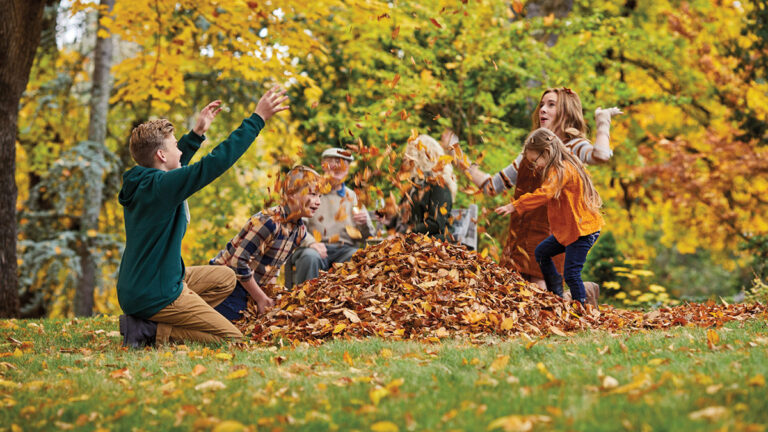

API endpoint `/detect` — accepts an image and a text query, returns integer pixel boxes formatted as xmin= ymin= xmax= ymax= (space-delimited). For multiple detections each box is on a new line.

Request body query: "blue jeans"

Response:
xmin=534 ymin=231 xmax=600 ymax=303
xmin=214 ymin=281 xmax=248 ymax=321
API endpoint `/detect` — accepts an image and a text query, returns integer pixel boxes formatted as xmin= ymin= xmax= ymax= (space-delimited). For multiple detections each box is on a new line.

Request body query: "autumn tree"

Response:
xmin=0 ymin=0 xmax=51 ymax=318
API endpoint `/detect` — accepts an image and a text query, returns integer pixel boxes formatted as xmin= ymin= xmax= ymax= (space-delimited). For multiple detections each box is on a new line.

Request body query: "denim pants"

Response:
xmin=213 ymin=280 xmax=249 ymax=321
xmin=534 ymin=231 xmax=600 ymax=303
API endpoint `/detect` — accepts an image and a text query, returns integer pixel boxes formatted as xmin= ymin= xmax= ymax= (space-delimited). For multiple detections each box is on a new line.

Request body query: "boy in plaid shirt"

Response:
xmin=211 ymin=166 xmax=322 ymax=321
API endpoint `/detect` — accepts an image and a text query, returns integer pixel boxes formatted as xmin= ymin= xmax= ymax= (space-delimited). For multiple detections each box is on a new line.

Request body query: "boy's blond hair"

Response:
xmin=130 ymin=119 xmax=175 ymax=167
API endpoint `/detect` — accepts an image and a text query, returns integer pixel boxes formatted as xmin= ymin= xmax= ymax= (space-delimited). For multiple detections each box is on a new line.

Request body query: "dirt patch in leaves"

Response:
xmin=237 ymin=234 xmax=766 ymax=344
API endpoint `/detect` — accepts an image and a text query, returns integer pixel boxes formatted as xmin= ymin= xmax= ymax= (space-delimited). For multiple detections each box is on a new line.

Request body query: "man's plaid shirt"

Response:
xmin=210 ymin=206 xmax=306 ymax=285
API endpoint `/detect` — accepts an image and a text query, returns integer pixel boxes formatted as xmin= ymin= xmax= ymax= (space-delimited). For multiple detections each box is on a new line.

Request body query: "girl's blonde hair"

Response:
xmin=404 ymin=134 xmax=457 ymax=199
xmin=531 ymin=87 xmax=587 ymax=142
xmin=524 ymin=128 xmax=602 ymax=212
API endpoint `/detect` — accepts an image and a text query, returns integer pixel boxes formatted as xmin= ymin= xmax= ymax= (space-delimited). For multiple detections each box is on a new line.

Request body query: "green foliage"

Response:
xmin=18 ymin=140 xmax=123 ymax=317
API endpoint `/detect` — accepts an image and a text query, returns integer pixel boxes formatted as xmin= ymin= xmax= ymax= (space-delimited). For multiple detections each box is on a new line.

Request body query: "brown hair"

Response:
xmin=531 ymin=87 xmax=587 ymax=142
xmin=523 ymin=128 xmax=602 ymax=211
xmin=129 ymin=119 xmax=175 ymax=167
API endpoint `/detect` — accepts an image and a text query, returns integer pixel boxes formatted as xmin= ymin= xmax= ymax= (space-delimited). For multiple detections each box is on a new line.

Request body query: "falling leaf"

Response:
xmin=313 ymin=230 xmax=322 ymax=242
xmin=390 ymin=73 xmax=400 ymax=89
xmin=346 ymin=225 xmax=363 ymax=240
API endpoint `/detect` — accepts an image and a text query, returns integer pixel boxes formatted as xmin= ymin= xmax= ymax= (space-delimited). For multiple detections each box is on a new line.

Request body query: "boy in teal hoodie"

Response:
xmin=117 ymin=87 xmax=288 ymax=346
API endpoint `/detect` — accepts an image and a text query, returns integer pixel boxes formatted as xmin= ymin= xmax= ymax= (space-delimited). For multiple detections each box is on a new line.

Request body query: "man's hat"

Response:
xmin=321 ymin=147 xmax=354 ymax=161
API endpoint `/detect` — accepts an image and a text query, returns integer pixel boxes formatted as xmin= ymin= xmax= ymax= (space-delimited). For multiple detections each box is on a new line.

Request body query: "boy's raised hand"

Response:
xmin=192 ymin=100 xmax=224 ymax=136
xmin=254 ymin=86 xmax=290 ymax=121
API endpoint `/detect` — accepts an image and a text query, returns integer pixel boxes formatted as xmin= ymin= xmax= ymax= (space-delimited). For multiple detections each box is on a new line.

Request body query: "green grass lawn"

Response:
xmin=2 ymin=316 xmax=767 ymax=431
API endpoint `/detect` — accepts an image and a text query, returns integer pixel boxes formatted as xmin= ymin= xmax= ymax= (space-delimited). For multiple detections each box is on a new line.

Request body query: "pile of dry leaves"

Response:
xmin=238 ymin=234 xmax=766 ymax=344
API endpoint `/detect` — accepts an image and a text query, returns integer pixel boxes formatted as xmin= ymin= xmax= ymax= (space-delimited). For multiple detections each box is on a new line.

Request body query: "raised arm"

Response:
xmin=591 ymin=106 xmax=623 ymax=163
xmin=440 ymin=129 xmax=523 ymax=197
xmin=153 ymin=87 xmax=289 ymax=207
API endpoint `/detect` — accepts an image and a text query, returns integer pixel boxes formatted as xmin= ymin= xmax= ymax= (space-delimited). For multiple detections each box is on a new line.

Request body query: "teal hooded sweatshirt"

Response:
xmin=116 ymin=113 xmax=265 ymax=318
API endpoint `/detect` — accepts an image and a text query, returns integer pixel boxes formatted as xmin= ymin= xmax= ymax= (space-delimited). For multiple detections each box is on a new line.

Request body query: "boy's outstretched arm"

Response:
xmin=155 ymin=86 xmax=289 ymax=205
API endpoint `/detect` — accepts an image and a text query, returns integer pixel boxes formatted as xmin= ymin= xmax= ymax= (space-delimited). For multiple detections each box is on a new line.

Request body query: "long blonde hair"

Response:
xmin=531 ymin=87 xmax=587 ymax=142
xmin=524 ymin=128 xmax=602 ymax=211
xmin=404 ymin=133 xmax=457 ymax=200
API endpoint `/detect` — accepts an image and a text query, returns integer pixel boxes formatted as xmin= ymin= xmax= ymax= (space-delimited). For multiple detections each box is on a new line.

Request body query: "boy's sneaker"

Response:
xmin=118 ymin=314 xmax=158 ymax=348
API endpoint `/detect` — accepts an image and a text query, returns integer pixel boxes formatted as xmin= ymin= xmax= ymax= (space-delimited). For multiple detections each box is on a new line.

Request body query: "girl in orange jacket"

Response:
xmin=495 ymin=128 xmax=603 ymax=306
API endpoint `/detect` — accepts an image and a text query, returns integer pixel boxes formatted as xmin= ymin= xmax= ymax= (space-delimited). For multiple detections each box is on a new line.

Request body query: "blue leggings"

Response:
xmin=534 ymin=231 xmax=600 ymax=303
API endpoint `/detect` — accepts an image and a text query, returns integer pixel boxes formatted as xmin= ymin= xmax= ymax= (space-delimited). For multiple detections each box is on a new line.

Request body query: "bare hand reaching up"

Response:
xmin=254 ymin=86 xmax=290 ymax=121
xmin=192 ymin=100 xmax=224 ymax=136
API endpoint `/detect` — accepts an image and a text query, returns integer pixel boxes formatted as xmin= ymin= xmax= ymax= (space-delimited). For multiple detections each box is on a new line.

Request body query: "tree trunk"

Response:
xmin=75 ymin=0 xmax=115 ymax=316
xmin=0 ymin=1 xmax=48 ymax=318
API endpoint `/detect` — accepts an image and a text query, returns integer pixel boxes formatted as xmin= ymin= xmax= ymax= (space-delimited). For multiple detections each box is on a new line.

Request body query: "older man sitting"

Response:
xmin=290 ymin=148 xmax=374 ymax=286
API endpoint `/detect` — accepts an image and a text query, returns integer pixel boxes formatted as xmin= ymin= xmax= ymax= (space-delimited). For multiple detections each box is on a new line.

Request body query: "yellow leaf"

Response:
xmin=346 ymin=225 xmax=363 ymax=240
xmin=12 ymin=348 xmax=22 ymax=357
xmin=212 ymin=420 xmax=246 ymax=432
xmin=435 ymin=327 xmax=449 ymax=338
xmin=371 ymin=421 xmax=399 ymax=432
xmin=313 ymin=230 xmax=322 ymax=242
xmin=489 ymin=355 xmax=509 ymax=373
xmin=215 ymin=353 xmax=233 ymax=361
xmin=333 ymin=323 xmax=347 ymax=334
xmin=380 ymin=348 xmax=393 ymax=358
xmin=226 ymin=369 xmax=248 ymax=380
xmin=707 ymin=329 xmax=720 ymax=348
xmin=369 ymin=387 xmax=389 ymax=405
xmin=343 ymin=351 xmax=354 ymax=366
xmin=748 ymin=374 xmax=765 ymax=387
xmin=500 ymin=317 xmax=515 ymax=330
xmin=536 ymin=362 xmax=556 ymax=381
xmin=191 ymin=364 xmax=207 ymax=376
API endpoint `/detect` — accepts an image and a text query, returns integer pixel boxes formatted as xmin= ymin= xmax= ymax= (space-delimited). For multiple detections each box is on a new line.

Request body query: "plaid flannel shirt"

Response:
xmin=210 ymin=206 xmax=306 ymax=285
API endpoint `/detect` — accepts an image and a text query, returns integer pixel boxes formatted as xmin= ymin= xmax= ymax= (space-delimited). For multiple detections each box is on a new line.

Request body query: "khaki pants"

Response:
xmin=149 ymin=266 xmax=243 ymax=344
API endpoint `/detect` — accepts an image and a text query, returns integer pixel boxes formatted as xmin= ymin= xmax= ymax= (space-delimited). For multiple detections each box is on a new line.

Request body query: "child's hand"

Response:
xmin=192 ymin=100 xmax=224 ymax=136
xmin=495 ymin=203 xmax=516 ymax=216
xmin=254 ymin=86 xmax=290 ymax=121
xmin=595 ymin=107 xmax=623 ymax=124
xmin=440 ymin=129 xmax=458 ymax=152
xmin=256 ymin=296 xmax=275 ymax=316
